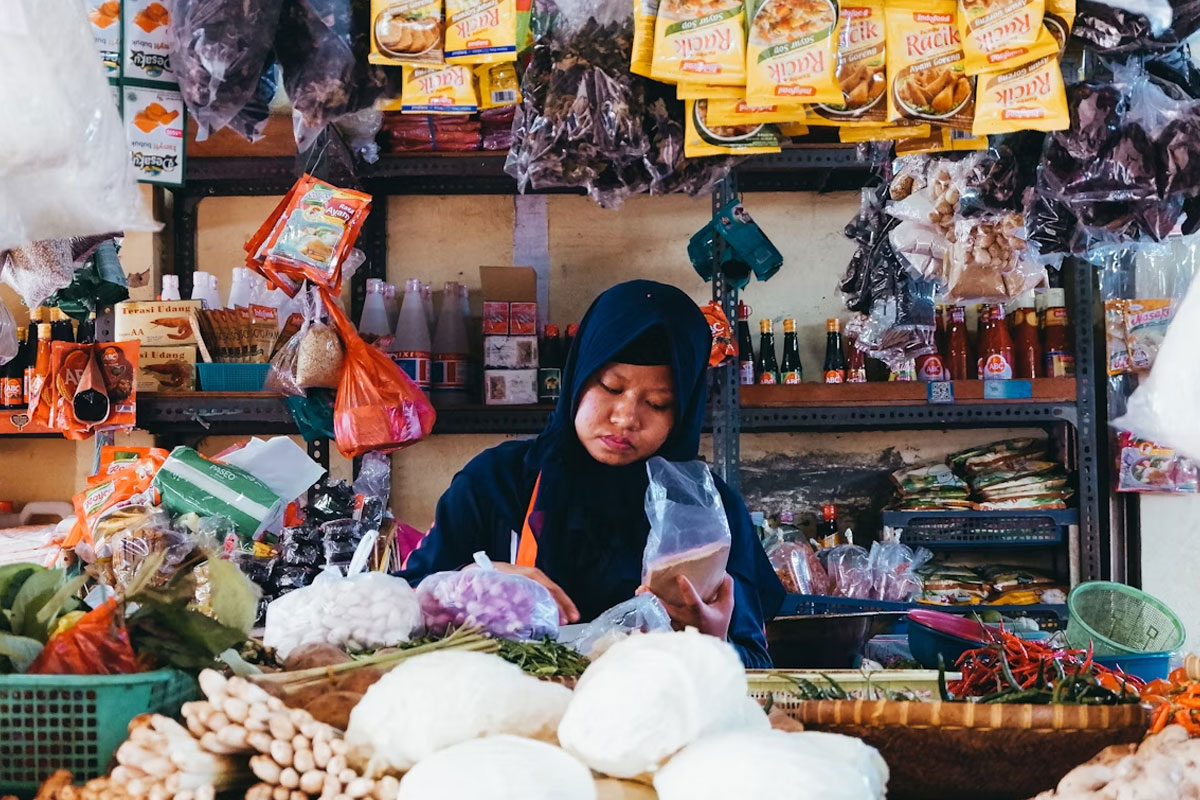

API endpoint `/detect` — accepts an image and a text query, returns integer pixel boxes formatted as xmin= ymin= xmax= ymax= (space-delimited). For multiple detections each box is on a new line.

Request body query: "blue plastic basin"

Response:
xmin=1093 ymin=652 xmax=1172 ymax=682
xmin=907 ymin=617 xmax=987 ymax=671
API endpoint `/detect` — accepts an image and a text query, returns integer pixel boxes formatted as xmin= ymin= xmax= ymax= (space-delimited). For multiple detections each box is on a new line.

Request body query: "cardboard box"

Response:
xmin=116 ymin=300 xmax=202 ymax=347
xmin=482 ymin=301 xmax=510 ymax=335
xmin=484 ymin=369 xmax=538 ymax=405
xmin=137 ymin=346 xmax=197 ymax=393
xmin=480 ymin=266 xmax=539 ymax=336
xmin=510 ymin=302 xmax=538 ymax=335
xmin=484 ymin=336 xmax=538 ymax=369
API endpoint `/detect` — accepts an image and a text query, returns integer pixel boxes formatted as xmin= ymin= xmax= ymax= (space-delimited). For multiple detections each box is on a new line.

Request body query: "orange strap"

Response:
xmin=516 ymin=473 xmax=542 ymax=568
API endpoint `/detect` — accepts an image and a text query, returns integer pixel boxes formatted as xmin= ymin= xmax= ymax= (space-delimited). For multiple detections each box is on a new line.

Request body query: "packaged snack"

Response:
xmin=917 ymin=563 xmax=988 ymax=604
xmin=704 ymin=99 xmax=808 ymax=125
xmin=972 ymin=53 xmax=1068 ymax=135
xmin=701 ymin=301 xmax=736 ymax=367
xmin=417 ymin=552 xmax=559 ymax=640
xmin=812 ymin=0 xmax=888 ymax=124
xmin=152 ymin=446 xmax=285 ymax=541
xmin=631 ymin=0 xmax=661 ymax=77
xmin=370 ymin=0 xmax=445 ymax=66
xmin=884 ymin=0 xmax=975 ymax=131
xmin=838 ymin=122 xmax=931 ymax=141
xmin=1117 ymin=432 xmax=1200 ymax=494
xmin=892 ymin=463 xmax=968 ymax=493
xmin=1105 ymin=299 xmax=1131 ymax=375
xmin=444 ymin=0 xmax=518 ymax=63
xmin=1125 ymin=298 xmax=1173 ymax=371
xmin=979 ymin=564 xmax=1057 ymax=595
xmin=68 ymin=452 xmax=166 ymax=548
xmin=388 ymin=65 xmax=480 ymax=113
xmin=745 ymin=0 xmax=842 ymax=105
xmin=684 ymin=99 xmax=783 ymax=157
xmin=675 ymin=82 xmax=746 ymax=99
xmin=476 ymin=62 xmax=521 ymax=109
xmin=958 ymin=0 xmax=1057 ymax=75
xmin=650 ymin=0 xmax=747 ymax=86
xmin=95 ymin=447 xmax=170 ymax=481
xmin=1043 ymin=0 xmax=1074 ymax=52
xmin=778 ymin=121 xmax=812 ymax=136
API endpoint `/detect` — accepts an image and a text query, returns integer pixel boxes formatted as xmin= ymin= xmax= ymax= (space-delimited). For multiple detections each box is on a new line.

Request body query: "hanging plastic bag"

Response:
xmin=822 ymin=544 xmax=872 ymax=598
xmin=28 ymin=598 xmax=140 ymax=675
xmin=767 ymin=539 xmax=831 ymax=595
xmin=571 ymin=595 xmax=672 ymax=658
xmin=320 ymin=288 xmax=435 ymax=457
xmin=0 ymin=301 xmax=16 ymax=366
xmin=416 ymin=551 xmax=560 ymax=640
xmin=867 ymin=541 xmax=931 ymax=601
xmin=641 ymin=457 xmax=732 ymax=607
xmin=167 ymin=0 xmax=285 ymax=141
xmin=268 ymin=287 xmax=345 ymax=395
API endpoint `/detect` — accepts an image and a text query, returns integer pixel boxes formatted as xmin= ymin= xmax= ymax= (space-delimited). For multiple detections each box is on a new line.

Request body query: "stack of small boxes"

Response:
xmin=481 ymin=266 xmax=539 ymax=405
xmin=115 ymin=299 xmax=201 ymax=393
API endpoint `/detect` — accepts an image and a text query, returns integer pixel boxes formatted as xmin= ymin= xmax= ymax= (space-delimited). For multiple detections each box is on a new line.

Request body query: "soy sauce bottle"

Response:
xmin=756 ymin=319 xmax=779 ymax=385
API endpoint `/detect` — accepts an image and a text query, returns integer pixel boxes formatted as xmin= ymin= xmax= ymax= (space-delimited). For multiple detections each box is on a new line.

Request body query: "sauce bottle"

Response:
xmin=916 ymin=312 xmax=947 ymax=382
xmin=736 ymin=301 xmax=756 ymax=386
xmin=781 ymin=318 xmax=804 ymax=384
xmin=28 ymin=322 xmax=52 ymax=416
xmin=1 ymin=326 xmax=25 ymax=409
xmin=982 ymin=304 xmax=1015 ymax=380
xmin=1011 ymin=293 xmax=1041 ymax=379
xmin=49 ymin=308 xmax=74 ymax=342
xmin=846 ymin=338 xmax=867 ymax=383
xmin=976 ymin=304 xmax=991 ymax=379
xmin=945 ymin=306 xmax=971 ymax=380
xmin=756 ymin=319 xmax=779 ymax=385
xmin=822 ymin=318 xmax=845 ymax=383
xmin=1042 ymin=288 xmax=1075 ymax=377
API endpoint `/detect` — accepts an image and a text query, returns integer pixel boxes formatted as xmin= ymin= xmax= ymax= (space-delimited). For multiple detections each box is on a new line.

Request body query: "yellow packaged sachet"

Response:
xmin=476 ymin=62 xmax=520 ymax=108
xmin=392 ymin=65 xmax=480 ymax=113
xmin=651 ymin=0 xmax=747 ymax=86
xmin=779 ymin=121 xmax=811 ymax=135
xmin=972 ymin=52 xmax=1068 ymax=135
xmin=705 ymin=99 xmax=809 ymax=125
xmin=684 ymin=99 xmax=783 ymax=156
xmin=838 ymin=121 xmax=931 ymax=141
xmin=884 ymin=0 xmax=975 ymax=131
xmin=632 ymin=0 xmax=660 ymax=77
xmin=444 ymin=0 xmax=517 ymax=64
xmin=1043 ymin=0 xmax=1075 ymax=53
xmin=676 ymin=82 xmax=747 ymax=99
xmin=812 ymin=0 xmax=888 ymax=124
xmin=958 ymin=0 xmax=1057 ymax=75
xmin=745 ymin=0 xmax=843 ymax=105
xmin=370 ymin=0 xmax=444 ymax=66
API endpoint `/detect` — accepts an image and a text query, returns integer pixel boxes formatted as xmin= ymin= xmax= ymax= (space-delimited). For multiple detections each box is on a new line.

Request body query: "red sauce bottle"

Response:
xmin=976 ymin=305 xmax=991 ymax=379
xmin=1042 ymin=288 xmax=1075 ymax=377
xmin=1012 ymin=293 xmax=1041 ymax=379
xmin=982 ymin=304 xmax=1015 ymax=380
xmin=945 ymin=306 xmax=971 ymax=380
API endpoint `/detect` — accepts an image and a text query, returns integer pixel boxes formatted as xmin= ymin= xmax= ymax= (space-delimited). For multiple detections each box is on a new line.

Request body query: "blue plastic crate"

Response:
xmin=881 ymin=509 xmax=1076 ymax=548
xmin=196 ymin=363 xmax=270 ymax=391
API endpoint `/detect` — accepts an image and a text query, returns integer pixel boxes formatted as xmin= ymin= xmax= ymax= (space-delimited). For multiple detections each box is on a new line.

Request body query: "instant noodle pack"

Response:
xmin=641 ymin=0 xmax=1074 ymax=156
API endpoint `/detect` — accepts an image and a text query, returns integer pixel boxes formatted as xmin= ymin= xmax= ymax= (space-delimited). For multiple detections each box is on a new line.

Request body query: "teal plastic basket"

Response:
xmin=0 ymin=670 xmax=197 ymax=794
xmin=1066 ymin=581 xmax=1186 ymax=656
xmin=196 ymin=363 xmax=270 ymax=391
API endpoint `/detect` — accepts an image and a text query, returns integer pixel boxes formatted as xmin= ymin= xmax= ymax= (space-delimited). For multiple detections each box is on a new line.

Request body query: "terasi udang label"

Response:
xmin=972 ymin=51 xmax=1068 ymax=135
xmin=958 ymin=0 xmax=1058 ymax=74
xmin=813 ymin=0 xmax=888 ymax=123
xmin=651 ymin=0 xmax=748 ymax=86
xmin=885 ymin=0 xmax=976 ymax=132
xmin=746 ymin=0 xmax=842 ymax=105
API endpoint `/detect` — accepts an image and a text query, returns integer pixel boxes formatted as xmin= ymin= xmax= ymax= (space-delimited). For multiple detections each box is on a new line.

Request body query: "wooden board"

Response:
xmin=741 ymin=378 xmax=1076 ymax=408
xmin=186 ymin=115 xmax=296 ymax=158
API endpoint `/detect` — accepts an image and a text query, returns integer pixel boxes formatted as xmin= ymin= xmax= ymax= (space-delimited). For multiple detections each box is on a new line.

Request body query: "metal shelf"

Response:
xmin=739 ymin=402 xmax=1077 ymax=432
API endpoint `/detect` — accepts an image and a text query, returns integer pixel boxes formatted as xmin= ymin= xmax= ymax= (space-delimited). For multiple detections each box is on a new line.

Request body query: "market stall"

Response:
xmin=4 ymin=0 xmax=1200 ymax=797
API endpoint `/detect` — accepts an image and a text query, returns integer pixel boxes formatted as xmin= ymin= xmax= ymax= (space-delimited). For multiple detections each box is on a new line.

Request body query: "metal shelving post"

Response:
xmin=709 ymin=173 xmax=741 ymax=490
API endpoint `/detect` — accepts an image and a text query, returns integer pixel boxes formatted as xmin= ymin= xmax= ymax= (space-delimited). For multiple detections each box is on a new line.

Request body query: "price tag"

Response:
xmin=983 ymin=380 xmax=1033 ymax=399
xmin=927 ymin=381 xmax=955 ymax=405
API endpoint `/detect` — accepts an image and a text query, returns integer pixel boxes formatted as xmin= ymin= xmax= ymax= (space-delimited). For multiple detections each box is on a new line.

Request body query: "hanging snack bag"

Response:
xmin=1125 ymin=298 xmax=1173 ymax=371
xmin=676 ymin=83 xmax=747 ymax=99
xmin=972 ymin=53 xmax=1068 ymax=135
xmin=632 ymin=0 xmax=661 ymax=77
xmin=370 ymin=0 xmax=445 ymax=66
xmin=443 ymin=0 xmax=517 ymax=64
xmin=395 ymin=65 xmax=480 ymax=113
xmin=838 ymin=122 xmax=931 ymax=141
xmin=745 ymin=0 xmax=842 ymax=105
xmin=958 ymin=0 xmax=1057 ymax=75
xmin=885 ymin=0 xmax=975 ymax=131
xmin=1105 ymin=299 xmax=1131 ymax=375
xmin=476 ymin=62 xmax=520 ymax=108
xmin=778 ymin=121 xmax=811 ymax=136
xmin=705 ymin=99 xmax=808 ymax=125
xmin=812 ymin=0 xmax=888 ymax=124
xmin=1043 ymin=0 xmax=1074 ymax=52
xmin=684 ymin=99 xmax=783 ymax=157
xmin=651 ymin=0 xmax=747 ymax=86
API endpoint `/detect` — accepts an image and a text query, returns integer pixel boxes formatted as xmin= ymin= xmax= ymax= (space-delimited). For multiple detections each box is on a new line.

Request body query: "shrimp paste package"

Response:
xmin=444 ymin=0 xmax=518 ymax=64
xmin=745 ymin=0 xmax=842 ymax=106
xmin=811 ymin=0 xmax=888 ymax=125
xmin=957 ymin=0 xmax=1057 ymax=75
xmin=369 ymin=0 xmax=444 ymax=66
xmin=642 ymin=456 xmax=732 ymax=606
xmin=885 ymin=0 xmax=975 ymax=131
xmin=650 ymin=0 xmax=747 ymax=86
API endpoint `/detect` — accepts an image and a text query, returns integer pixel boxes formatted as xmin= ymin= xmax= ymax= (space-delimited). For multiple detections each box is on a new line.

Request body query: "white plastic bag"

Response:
xmin=572 ymin=595 xmax=672 ymax=659
xmin=642 ymin=457 xmax=732 ymax=607
xmin=416 ymin=552 xmax=560 ymax=641
xmin=0 ymin=0 xmax=157 ymax=251
xmin=1116 ymin=275 xmax=1200 ymax=461
xmin=0 ymin=302 xmax=16 ymax=366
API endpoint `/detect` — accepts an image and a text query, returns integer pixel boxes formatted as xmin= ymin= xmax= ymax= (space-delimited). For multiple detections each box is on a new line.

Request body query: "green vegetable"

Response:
xmin=494 ymin=637 xmax=590 ymax=678
xmin=0 ymin=564 xmax=87 ymax=672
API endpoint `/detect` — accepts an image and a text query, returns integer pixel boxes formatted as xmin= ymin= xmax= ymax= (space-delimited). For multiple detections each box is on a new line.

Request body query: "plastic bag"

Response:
xmin=822 ymin=544 xmax=872 ymax=599
xmin=267 ymin=287 xmax=344 ymax=396
xmin=571 ymin=595 xmax=672 ymax=658
xmin=321 ymin=288 xmax=435 ymax=458
xmin=0 ymin=301 xmax=16 ymax=365
xmin=641 ymin=457 xmax=732 ymax=607
xmin=1072 ymin=0 xmax=1200 ymax=54
xmin=167 ymin=0 xmax=284 ymax=141
xmin=767 ymin=539 xmax=830 ymax=596
xmin=28 ymin=598 xmax=140 ymax=675
xmin=0 ymin=0 xmax=156 ymax=251
xmin=868 ymin=541 xmax=931 ymax=602
xmin=1115 ymin=431 xmax=1200 ymax=493
xmin=416 ymin=551 xmax=560 ymax=640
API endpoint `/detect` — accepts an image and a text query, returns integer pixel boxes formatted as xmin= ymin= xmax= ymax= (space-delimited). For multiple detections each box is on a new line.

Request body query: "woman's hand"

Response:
xmin=641 ymin=574 xmax=734 ymax=640
xmin=476 ymin=562 xmax=582 ymax=624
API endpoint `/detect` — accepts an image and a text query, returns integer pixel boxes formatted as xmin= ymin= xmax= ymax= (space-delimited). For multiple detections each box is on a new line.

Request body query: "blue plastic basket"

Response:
xmin=881 ymin=510 xmax=1076 ymax=548
xmin=1093 ymin=652 xmax=1172 ymax=682
xmin=196 ymin=363 xmax=270 ymax=391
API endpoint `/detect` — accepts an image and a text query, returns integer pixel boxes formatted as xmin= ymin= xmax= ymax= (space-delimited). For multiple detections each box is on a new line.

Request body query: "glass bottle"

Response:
xmin=432 ymin=282 xmax=470 ymax=406
xmin=781 ymin=318 xmax=803 ymax=384
xmin=538 ymin=324 xmax=562 ymax=404
xmin=0 ymin=326 xmax=24 ymax=409
xmin=737 ymin=301 xmax=755 ymax=386
xmin=76 ymin=312 xmax=97 ymax=345
xmin=946 ymin=306 xmax=971 ymax=380
xmin=1042 ymin=288 xmax=1075 ymax=377
xmin=822 ymin=318 xmax=845 ymax=383
xmin=982 ymin=304 xmax=1015 ymax=380
xmin=756 ymin=319 xmax=779 ymax=385
xmin=1012 ymin=293 xmax=1041 ymax=379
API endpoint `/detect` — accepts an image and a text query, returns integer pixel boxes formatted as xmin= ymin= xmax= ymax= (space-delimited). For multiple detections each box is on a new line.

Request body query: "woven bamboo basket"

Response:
xmin=786 ymin=699 xmax=1149 ymax=800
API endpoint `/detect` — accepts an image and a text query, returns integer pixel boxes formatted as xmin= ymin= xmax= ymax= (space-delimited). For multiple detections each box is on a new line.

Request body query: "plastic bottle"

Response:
xmin=383 ymin=283 xmax=399 ymax=332
xmin=161 ymin=274 xmax=181 ymax=301
xmin=421 ymin=282 xmax=435 ymax=339
xmin=359 ymin=278 xmax=393 ymax=340
xmin=191 ymin=271 xmax=221 ymax=309
xmin=432 ymin=282 xmax=470 ymax=406
xmin=228 ymin=267 xmax=255 ymax=309
xmin=390 ymin=279 xmax=432 ymax=392
xmin=459 ymin=282 xmax=471 ymax=323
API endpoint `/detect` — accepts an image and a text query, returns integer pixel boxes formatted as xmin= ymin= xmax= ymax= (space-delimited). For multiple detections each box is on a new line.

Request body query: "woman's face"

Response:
xmin=574 ymin=362 xmax=676 ymax=466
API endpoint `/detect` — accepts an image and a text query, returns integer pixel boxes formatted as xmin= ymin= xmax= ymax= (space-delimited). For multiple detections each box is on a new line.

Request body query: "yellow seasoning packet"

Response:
xmin=885 ymin=0 xmax=975 ymax=131
xmin=779 ymin=121 xmax=811 ymax=135
xmin=444 ymin=0 xmax=517 ymax=64
xmin=476 ymin=62 xmax=521 ymax=108
xmin=946 ymin=126 xmax=989 ymax=149
xmin=1044 ymin=0 xmax=1075 ymax=53
xmin=705 ymin=99 xmax=808 ymax=125
xmin=651 ymin=0 xmax=747 ymax=86
xmin=972 ymin=53 xmax=1069 ymax=135
xmin=812 ymin=0 xmax=888 ymax=124
xmin=839 ymin=121 xmax=931 ymax=141
xmin=369 ymin=0 xmax=444 ymax=66
xmin=391 ymin=65 xmax=480 ymax=113
xmin=958 ymin=0 xmax=1057 ymax=75
xmin=745 ymin=0 xmax=843 ymax=105
xmin=676 ymin=82 xmax=747 ymax=99
xmin=684 ymin=99 xmax=783 ymax=156
xmin=632 ymin=0 xmax=660 ymax=78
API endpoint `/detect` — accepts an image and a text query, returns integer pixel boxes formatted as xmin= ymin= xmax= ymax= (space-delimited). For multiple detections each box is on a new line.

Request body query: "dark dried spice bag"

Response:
xmin=1073 ymin=0 xmax=1200 ymax=54
xmin=168 ymin=0 xmax=284 ymax=141
xmin=1025 ymin=182 xmax=1076 ymax=256
xmin=1158 ymin=106 xmax=1200 ymax=198
xmin=1055 ymin=83 xmax=1125 ymax=162
xmin=223 ymin=58 xmax=281 ymax=143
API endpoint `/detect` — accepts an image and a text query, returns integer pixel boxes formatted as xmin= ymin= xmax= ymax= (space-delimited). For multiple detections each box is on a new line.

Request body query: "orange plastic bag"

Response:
xmin=320 ymin=289 xmax=436 ymax=458
xmin=28 ymin=599 xmax=140 ymax=675
xmin=702 ymin=301 xmax=736 ymax=367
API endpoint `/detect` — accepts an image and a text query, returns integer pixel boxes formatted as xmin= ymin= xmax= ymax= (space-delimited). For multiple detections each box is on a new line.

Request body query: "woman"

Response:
xmin=401 ymin=280 xmax=783 ymax=667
